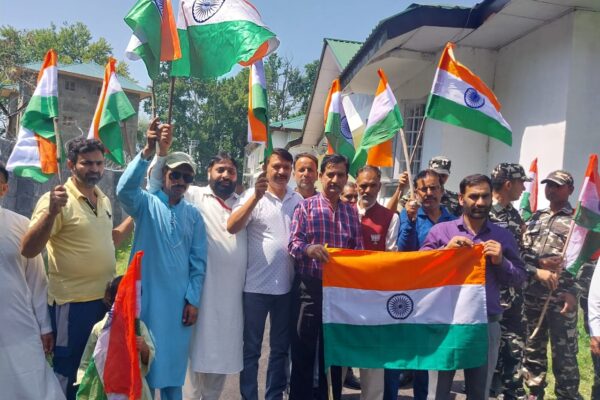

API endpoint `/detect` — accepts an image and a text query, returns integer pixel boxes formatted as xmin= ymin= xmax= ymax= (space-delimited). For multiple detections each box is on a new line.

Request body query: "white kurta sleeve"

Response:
xmin=386 ymin=213 xmax=400 ymax=252
xmin=589 ymin=261 xmax=600 ymax=337
xmin=24 ymin=254 xmax=52 ymax=335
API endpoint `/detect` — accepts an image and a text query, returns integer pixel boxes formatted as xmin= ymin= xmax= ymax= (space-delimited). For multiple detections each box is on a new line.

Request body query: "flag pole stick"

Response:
xmin=53 ymin=117 xmax=63 ymax=183
xmin=121 ymin=121 xmax=132 ymax=162
xmin=399 ymin=128 xmax=415 ymax=196
xmin=326 ymin=368 xmax=333 ymax=400
xmin=529 ymin=221 xmax=576 ymax=339
xmin=151 ymin=81 xmax=157 ymax=119
xmin=408 ymin=117 xmax=427 ymax=166
xmin=167 ymin=76 xmax=175 ymax=125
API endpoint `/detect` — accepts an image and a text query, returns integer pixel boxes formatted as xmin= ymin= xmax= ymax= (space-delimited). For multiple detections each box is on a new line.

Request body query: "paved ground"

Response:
xmin=220 ymin=321 xmax=472 ymax=399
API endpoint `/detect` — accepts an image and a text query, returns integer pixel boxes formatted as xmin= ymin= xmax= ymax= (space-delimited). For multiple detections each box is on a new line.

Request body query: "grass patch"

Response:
xmin=115 ymin=235 xmax=133 ymax=275
xmin=541 ymin=313 xmax=593 ymax=399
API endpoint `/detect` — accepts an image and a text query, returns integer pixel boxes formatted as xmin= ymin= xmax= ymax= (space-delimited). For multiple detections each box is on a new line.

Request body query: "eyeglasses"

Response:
xmin=416 ymin=185 xmax=440 ymax=193
xmin=169 ymin=170 xmax=194 ymax=183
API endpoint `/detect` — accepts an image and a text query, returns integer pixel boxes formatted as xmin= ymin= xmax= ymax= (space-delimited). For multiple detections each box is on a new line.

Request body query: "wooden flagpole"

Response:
xmin=167 ymin=76 xmax=175 ymax=125
xmin=399 ymin=128 xmax=415 ymax=196
xmin=408 ymin=117 xmax=427 ymax=167
xmin=53 ymin=117 xmax=63 ymax=183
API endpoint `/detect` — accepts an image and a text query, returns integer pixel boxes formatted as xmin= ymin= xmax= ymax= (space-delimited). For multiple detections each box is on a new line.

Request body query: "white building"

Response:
xmin=301 ymin=0 xmax=600 ymax=207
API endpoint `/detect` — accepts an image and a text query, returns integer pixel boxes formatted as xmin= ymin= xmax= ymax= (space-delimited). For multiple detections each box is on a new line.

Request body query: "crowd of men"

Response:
xmin=1 ymin=118 xmax=599 ymax=400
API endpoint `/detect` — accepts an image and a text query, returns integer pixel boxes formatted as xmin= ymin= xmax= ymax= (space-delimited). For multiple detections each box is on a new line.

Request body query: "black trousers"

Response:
xmin=289 ymin=275 xmax=342 ymax=400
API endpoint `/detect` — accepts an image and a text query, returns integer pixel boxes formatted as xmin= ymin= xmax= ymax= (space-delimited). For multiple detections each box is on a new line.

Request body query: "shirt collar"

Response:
xmin=64 ymin=177 xmax=103 ymax=200
xmin=491 ymin=200 xmax=514 ymax=212
xmin=456 ymin=215 xmax=492 ymax=235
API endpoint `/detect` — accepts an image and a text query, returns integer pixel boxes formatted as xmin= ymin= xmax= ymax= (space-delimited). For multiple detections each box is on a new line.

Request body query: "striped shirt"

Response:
xmin=288 ymin=193 xmax=363 ymax=279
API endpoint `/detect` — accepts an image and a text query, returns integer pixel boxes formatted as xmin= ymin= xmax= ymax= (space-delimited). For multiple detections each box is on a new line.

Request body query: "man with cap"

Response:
xmin=428 ymin=156 xmax=462 ymax=217
xmin=489 ymin=163 xmax=530 ymax=399
xmin=520 ymin=170 xmax=582 ymax=399
xmin=117 ymin=122 xmax=207 ymax=400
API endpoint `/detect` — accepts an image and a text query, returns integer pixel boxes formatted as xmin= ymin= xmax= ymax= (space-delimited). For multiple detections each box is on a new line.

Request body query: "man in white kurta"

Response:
xmin=149 ymin=152 xmax=247 ymax=400
xmin=0 ymin=165 xmax=64 ymax=399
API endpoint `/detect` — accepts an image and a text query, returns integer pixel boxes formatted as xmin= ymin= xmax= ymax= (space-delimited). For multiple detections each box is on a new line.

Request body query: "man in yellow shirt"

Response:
xmin=21 ymin=137 xmax=132 ymax=400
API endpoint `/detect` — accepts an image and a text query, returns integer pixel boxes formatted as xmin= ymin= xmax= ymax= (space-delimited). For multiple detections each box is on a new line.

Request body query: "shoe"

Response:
xmin=398 ymin=371 xmax=413 ymax=388
xmin=343 ymin=368 xmax=361 ymax=390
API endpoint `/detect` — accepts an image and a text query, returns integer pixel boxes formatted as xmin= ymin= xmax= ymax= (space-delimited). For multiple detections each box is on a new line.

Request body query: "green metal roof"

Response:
xmin=21 ymin=61 xmax=150 ymax=95
xmin=270 ymin=114 xmax=305 ymax=131
xmin=324 ymin=38 xmax=363 ymax=70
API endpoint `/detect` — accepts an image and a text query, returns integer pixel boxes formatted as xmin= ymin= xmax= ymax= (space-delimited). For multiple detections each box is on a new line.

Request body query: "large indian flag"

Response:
xmin=88 ymin=58 xmax=136 ymax=166
xmin=519 ymin=158 xmax=538 ymax=221
xmin=324 ymin=78 xmax=355 ymax=162
xmin=125 ymin=0 xmax=182 ymax=80
xmin=350 ymin=69 xmax=403 ymax=177
xmin=171 ymin=0 xmax=279 ymax=79
xmin=323 ymin=246 xmax=488 ymax=370
xmin=564 ymin=154 xmax=600 ymax=276
xmin=6 ymin=49 xmax=58 ymax=182
xmin=426 ymin=42 xmax=512 ymax=146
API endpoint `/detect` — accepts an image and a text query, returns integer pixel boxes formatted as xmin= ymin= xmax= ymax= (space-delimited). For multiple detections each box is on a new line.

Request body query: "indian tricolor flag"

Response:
xmin=247 ymin=60 xmax=272 ymax=158
xmin=6 ymin=49 xmax=58 ymax=183
xmin=323 ymin=246 xmax=488 ymax=370
xmin=171 ymin=0 xmax=279 ymax=79
xmin=426 ymin=42 xmax=512 ymax=146
xmin=125 ymin=0 xmax=181 ymax=80
xmin=324 ymin=78 xmax=355 ymax=162
xmin=350 ymin=69 xmax=403 ymax=177
xmin=88 ymin=58 xmax=136 ymax=166
xmin=77 ymin=251 xmax=144 ymax=400
xmin=564 ymin=154 xmax=600 ymax=276
xmin=519 ymin=158 xmax=538 ymax=221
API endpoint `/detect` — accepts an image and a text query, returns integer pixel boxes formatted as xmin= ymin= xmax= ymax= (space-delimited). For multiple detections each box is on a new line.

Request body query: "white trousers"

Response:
xmin=183 ymin=365 xmax=226 ymax=400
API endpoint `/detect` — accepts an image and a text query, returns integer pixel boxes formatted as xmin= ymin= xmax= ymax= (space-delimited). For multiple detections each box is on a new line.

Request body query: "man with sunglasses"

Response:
xmin=117 ymin=122 xmax=207 ymax=400
xmin=21 ymin=138 xmax=133 ymax=399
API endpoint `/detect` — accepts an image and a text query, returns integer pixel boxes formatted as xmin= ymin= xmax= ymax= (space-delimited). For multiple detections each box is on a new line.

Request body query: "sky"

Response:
xmin=1 ymin=0 xmax=479 ymax=86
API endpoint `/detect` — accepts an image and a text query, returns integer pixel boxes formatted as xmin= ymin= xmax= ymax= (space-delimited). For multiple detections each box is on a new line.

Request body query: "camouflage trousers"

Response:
xmin=579 ymin=264 xmax=600 ymax=400
xmin=494 ymin=288 xmax=527 ymax=399
xmin=522 ymin=293 xmax=581 ymax=399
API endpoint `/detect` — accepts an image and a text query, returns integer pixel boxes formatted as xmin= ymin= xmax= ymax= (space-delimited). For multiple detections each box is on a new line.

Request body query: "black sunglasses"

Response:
xmin=169 ymin=170 xmax=194 ymax=183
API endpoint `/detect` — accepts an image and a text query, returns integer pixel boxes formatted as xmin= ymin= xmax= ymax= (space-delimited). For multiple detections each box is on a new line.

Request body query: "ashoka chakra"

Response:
xmin=464 ymin=87 xmax=485 ymax=109
xmin=193 ymin=0 xmax=226 ymax=23
xmin=387 ymin=293 xmax=414 ymax=320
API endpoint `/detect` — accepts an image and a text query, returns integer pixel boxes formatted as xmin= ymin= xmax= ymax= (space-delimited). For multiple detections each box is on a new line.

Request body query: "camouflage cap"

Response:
xmin=165 ymin=152 xmax=197 ymax=175
xmin=541 ymin=170 xmax=574 ymax=186
xmin=491 ymin=163 xmax=532 ymax=182
xmin=428 ymin=156 xmax=451 ymax=175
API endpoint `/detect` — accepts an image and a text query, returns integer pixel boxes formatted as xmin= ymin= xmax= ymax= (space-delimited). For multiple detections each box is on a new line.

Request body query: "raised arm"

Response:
xmin=386 ymin=171 xmax=409 ymax=211
xmin=112 ymin=216 xmax=135 ymax=248
xmin=227 ymin=174 xmax=268 ymax=234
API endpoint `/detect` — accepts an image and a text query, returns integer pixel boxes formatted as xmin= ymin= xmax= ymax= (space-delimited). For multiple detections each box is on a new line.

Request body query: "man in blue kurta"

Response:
xmin=117 ymin=121 xmax=207 ymax=400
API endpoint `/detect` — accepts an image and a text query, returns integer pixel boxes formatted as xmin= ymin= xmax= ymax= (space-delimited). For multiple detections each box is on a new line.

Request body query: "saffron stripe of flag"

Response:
xmin=88 ymin=58 xmax=136 ymax=166
xmin=125 ymin=0 xmax=181 ymax=80
xmin=350 ymin=69 xmax=403 ymax=176
xmin=323 ymin=246 xmax=488 ymax=371
xmin=519 ymin=158 xmax=538 ymax=221
xmin=425 ymin=42 xmax=512 ymax=146
xmin=564 ymin=154 xmax=600 ymax=276
xmin=323 ymin=78 xmax=355 ymax=162
xmin=171 ymin=0 xmax=279 ymax=79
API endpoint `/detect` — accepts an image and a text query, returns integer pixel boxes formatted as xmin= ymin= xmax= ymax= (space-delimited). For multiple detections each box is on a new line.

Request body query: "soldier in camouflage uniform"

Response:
xmin=489 ymin=163 xmax=530 ymax=399
xmin=428 ymin=156 xmax=462 ymax=216
xmin=578 ymin=263 xmax=600 ymax=399
xmin=521 ymin=170 xmax=582 ymax=400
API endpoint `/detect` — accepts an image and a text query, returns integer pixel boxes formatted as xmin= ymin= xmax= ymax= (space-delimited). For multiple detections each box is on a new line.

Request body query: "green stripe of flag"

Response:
xmin=12 ymin=166 xmax=52 ymax=183
xmin=574 ymin=204 xmax=600 ymax=232
xmin=125 ymin=0 xmax=162 ymax=80
xmin=325 ymin=112 xmax=355 ymax=163
xmin=519 ymin=192 xmax=533 ymax=221
xmin=99 ymin=91 xmax=136 ymax=165
xmin=323 ymin=322 xmax=488 ymax=370
xmin=171 ymin=21 xmax=276 ymax=79
xmin=426 ymin=94 xmax=512 ymax=146
xmin=567 ymin=231 xmax=600 ymax=276
xmin=76 ymin=358 xmax=108 ymax=400
xmin=21 ymin=95 xmax=59 ymax=139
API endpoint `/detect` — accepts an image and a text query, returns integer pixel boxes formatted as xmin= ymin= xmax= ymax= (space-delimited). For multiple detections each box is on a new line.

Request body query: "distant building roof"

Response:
xmin=324 ymin=38 xmax=363 ymax=70
xmin=0 ymin=83 xmax=18 ymax=98
xmin=270 ymin=114 xmax=305 ymax=131
xmin=21 ymin=61 xmax=150 ymax=98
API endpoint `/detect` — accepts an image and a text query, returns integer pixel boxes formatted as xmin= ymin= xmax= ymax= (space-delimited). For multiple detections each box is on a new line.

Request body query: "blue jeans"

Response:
xmin=383 ymin=369 xmax=428 ymax=400
xmin=240 ymin=292 xmax=291 ymax=400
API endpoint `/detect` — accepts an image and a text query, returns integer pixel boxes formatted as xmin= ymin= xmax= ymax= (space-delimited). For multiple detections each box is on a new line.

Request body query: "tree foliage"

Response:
xmin=147 ymin=53 xmax=317 ymax=177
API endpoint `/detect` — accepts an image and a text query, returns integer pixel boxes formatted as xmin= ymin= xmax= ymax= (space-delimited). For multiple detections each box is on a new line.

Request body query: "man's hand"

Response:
xmin=558 ymin=292 xmax=577 ymax=315
xmin=142 ymin=116 xmax=160 ymax=159
xmin=534 ymin=269 xmax=558 ymax=291
xmin=136 ymin=336 xmax=150 ymax=364
xmin=483 ymin=240 xmax=503 ymax=265
xmin=254 ymin=173 xmax=268 ymax=200
xmin=41 ymin=333 xmax=54 ymax=354
xmin=406 ymin=198 xmax=419 ymax=222
xmin=538 ymin=256 xmax=563 ymax=272
xmin=396 ymin=171 xmax=409 ymax=193
xmin=445 ymin=236 xmax=473 ymax=249
xmin=306 ymin=244 xmax=330 ymax=263
xmin=591 ymin=336 xmax=600 ymax=357
xmin=49 ymin=185 xmax=68 ymax=216
xmin=157 ymin=123 xmax=173 ymax=156
xmin=182 ymin=303 xmax=198 ymax=326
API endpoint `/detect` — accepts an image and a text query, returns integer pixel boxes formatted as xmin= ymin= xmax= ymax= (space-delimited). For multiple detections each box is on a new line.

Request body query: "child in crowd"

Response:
xmin=75 ymin=276 xmax=155 ymax=400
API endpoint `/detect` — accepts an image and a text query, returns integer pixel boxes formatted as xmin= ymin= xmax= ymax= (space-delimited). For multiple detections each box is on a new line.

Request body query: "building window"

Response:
xmin=392 ymin=102 xmax=425 ymax=178
xmin=91 ymin=86 xmax=102 ymax=96
xmin=62 ymin=116 xmax=74 ymax=126
xmin=65 ymin=80 xmax=76 ymax=91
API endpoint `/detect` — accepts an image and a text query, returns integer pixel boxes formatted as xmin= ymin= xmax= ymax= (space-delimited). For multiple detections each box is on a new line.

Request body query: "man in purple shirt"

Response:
xmin=421 ymin=174 xmax=526 ymax=400
xmin=288 ymin=154 xmax=363 ymax=400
